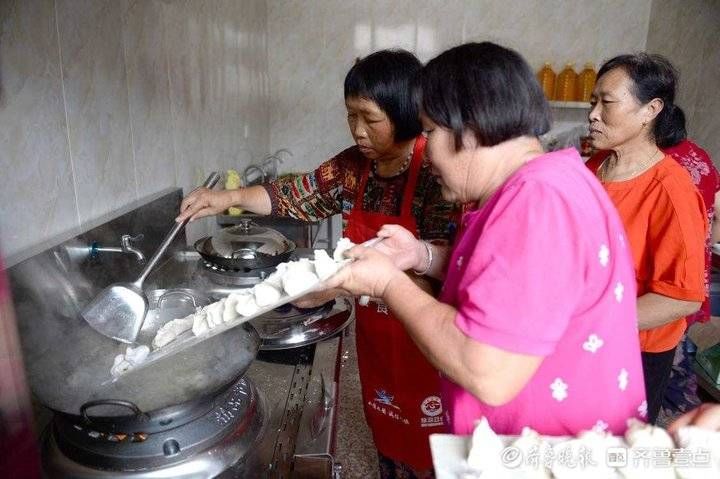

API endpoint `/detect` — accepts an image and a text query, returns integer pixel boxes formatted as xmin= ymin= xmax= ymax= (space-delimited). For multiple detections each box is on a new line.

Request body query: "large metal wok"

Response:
xmin=13 ymin=255 xmax=261 ymax=419
xmin=194 ymin=219 xmax=296 ymax=270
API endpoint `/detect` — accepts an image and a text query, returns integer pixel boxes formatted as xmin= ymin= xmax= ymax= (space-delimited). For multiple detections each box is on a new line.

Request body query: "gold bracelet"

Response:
xmin=413 ymin=240 xmax=433 ymax=276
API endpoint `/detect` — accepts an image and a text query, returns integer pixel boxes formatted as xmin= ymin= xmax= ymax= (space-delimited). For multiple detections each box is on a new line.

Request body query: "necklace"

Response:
xmin=373 ymin=150 xmax=413 ymax=178
xmin=600 ymin=148 xmax=661 ymax=182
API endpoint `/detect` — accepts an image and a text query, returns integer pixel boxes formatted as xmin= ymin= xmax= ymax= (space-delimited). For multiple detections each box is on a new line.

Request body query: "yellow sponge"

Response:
xmin=225 ymin=169 xmax=241 ymax=190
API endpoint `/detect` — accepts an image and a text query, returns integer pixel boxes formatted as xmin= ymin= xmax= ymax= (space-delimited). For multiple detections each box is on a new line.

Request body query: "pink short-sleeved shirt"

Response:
xmin=440 ymin=148 xmax=646 ymax=436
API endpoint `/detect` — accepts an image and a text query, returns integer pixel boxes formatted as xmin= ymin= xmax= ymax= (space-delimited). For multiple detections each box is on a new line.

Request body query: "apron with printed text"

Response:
xmin=344 ymin=136 xmax=445 ymax=471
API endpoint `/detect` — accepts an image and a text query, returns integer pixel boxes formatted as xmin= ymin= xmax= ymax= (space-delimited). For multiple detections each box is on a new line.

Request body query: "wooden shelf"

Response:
xmin=548 ymin=100 xmax=591 ymax=109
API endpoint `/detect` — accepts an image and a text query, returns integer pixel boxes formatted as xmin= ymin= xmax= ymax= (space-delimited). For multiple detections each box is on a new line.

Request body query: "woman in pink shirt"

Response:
xmin=327 ymin=42 xmax=646 ymax=436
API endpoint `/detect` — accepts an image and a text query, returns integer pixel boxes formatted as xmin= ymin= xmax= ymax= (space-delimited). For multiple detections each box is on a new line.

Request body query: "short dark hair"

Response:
xmin=417 ymin=42 xmax=551 ymax=151
xmin=344 ymin=49 xmax=423 ymax=142
xmin=598 ymin=53 xmax=686 ymax=148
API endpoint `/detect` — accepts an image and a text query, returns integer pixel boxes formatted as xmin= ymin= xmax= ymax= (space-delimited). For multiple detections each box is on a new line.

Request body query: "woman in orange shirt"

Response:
xmin=585 ymin=53 xmax=706 ymax=424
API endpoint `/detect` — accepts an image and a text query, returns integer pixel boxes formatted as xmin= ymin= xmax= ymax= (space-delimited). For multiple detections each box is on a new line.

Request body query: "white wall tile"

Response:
xmin=165 ymin=0 xmax=269 ymax=194
xmin=687 ymin=1 xmax=720 ymax=163
xmin=646 ymin=0 xmax=720 ymax=164
xmin=0 ymin=0 xmax=78 ymax=260
xmin=121 ymin=0 xmax=176 ymax=200
xmin=2 ymin=0 xmax=270 ymax=257
xmin=56 ymin=0 xmax=136 ymax=225
xmin=268 ymin=0 xmax=653 ymax=173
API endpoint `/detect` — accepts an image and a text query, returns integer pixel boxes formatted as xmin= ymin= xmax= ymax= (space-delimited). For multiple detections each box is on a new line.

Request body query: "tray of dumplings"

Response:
xmin=430 ymin=417 xmax=720 ymax=478
xmin=109 ymin=238 xmax=363 ymax=378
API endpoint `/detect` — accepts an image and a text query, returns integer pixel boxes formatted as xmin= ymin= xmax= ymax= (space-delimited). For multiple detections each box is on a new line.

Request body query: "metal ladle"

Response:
xmin=81 ymin=172 xmax=221 ymax=343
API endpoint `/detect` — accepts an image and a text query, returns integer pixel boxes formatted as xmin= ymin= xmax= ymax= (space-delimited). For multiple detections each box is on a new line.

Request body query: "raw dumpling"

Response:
xmin=264 ymin=270 xmax=284 ymax=290
xmin=191 ymin=310 xmax=209 ymax=336
xmin=110 ymin=345 xmax=150 ymax=377
xmin=314 ymin=249 xmax=339 ymax=281
xmin=288 ymin=258 xmax=314 ymax=273
xmin=282 ymin=269 xmax=320 ymax=296
xmin=551 ymin=430 xmax=622 ymax=479
xmin=466 ymin=417 xmax=510 ymax=476
xmin=619 ymin=418 xmax=675 ymax=479
xmin=333 ymin=237 xmax=356 ymax=262
xmin=625 ymin=418 xmax=674 ymax=449
xmin=509 ymin=427 xmax=552 ymax=479
xmin=223 ymin=294 xmax=240 ymax=322
xmin=152 ymin=314 xmax=194 ymax=349
xmin=203 ymin=300 xmax=225 ymax=328
xmin=674 ymin=426 xmax=720 ymax=479
xmin=254 ymin=282 xmax=282 ymax=307
xmin=235 ymin=293 xmax=260 ymax=317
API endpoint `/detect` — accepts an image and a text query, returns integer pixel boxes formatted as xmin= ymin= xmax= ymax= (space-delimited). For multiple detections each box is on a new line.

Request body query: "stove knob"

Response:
xmin=163 ymin=438 xmax=181 ymax=456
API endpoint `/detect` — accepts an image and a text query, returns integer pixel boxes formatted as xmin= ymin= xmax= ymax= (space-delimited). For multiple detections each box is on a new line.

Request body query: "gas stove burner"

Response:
xmin=199 ymin=260 xmax=277 ymax=288
xmin=201 ymin=260 xmax=272 ymax=275
xmin=43 ymin=377 xmax=266 ymax=477
xmin=270 ymin=300 xmax=330 ymax=316
xmin=251 ymin=297 xmax=353 ymax=351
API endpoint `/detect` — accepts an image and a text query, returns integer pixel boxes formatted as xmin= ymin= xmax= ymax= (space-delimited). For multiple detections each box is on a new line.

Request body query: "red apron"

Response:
xmin=344 ymin=136 xmax=445 ymax=471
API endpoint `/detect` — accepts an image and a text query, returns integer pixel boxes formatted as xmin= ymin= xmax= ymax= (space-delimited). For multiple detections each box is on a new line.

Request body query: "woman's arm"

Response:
xmin=176 ymin=185 xmax=271 ymax=222
xmin=328 ymin=247 xmax=542 ymax=406
xmin=374 ymin=224 xmax=451 ymax=280
xmin=177 ymin=148 xmax=357 ymax=222
xmin=383 ymin=273 xmax=543 ymax=406
xmin=637 ymin=292 xmax=701 ymax=330
xmin=668 ymin=403 xmax=720 ymax=434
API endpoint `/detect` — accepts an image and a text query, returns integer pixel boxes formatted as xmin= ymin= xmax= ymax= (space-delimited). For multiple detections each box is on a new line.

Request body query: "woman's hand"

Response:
xmin=176 ymin=188 xmax=238 ymax=222
xmin=374 ymin=224 xmax=426 ymax=271
xmin=291 ymin=288 xmax=342 ymax=309
xmin=668 ymin=403 xmax=720 ymax=434
xmin=325 ymin=245 xmax=404 ymax=299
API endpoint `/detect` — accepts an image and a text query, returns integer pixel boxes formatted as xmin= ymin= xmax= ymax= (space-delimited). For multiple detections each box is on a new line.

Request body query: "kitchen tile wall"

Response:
xmin=0 ymin=0 xmax=269 ymax=264
xmin=267 ymin=0 xmax=653 ymax=174
xmin=646 ymin=0 xmax=720 ymax=163
xmin=3 ymin=0 xmax=718 ymax=264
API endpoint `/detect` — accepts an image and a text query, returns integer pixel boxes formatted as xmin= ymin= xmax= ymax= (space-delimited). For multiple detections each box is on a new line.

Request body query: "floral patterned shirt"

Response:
xmin=263 ymin=144 xmax=457 ymax=241
xmin=664 ymin=140 xmax=719 ymax=325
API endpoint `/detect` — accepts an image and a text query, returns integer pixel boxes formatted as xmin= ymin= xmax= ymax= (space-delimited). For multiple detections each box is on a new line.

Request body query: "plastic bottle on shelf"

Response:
xmin=536 ymin=62 xmax=556 ymax=101
xmin=554 ymin=63 xmax=577 ymax=102
xmin=576 ymin=63 xmax=597 ymax=102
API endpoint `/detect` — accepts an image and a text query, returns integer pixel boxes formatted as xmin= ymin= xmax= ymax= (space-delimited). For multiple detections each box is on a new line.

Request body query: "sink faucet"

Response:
xmin=242 ymin=164 xmax=267 ymax=186
xmin=90 ymin=234 xmax=146 ymax=263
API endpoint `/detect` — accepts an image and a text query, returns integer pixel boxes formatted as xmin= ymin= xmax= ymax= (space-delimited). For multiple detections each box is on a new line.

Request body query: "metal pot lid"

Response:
xmin=250 ymin=297 xmax=354 ymax=350
xmin=199 ymin=219 xmax=296 ymax=260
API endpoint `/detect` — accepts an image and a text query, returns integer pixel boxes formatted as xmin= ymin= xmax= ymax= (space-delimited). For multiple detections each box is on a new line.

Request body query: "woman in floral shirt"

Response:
xmin=178 ymin=50 xmax=455 ymax=478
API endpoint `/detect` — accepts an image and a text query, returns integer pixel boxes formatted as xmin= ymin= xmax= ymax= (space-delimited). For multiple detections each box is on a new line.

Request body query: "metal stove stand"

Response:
xmin=245 ymin=334 xmax=344 ymax=478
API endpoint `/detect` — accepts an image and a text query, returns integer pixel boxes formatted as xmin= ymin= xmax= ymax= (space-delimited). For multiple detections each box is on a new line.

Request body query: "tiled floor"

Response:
xmin=336 ymin=322 xmax=379 ymax=478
